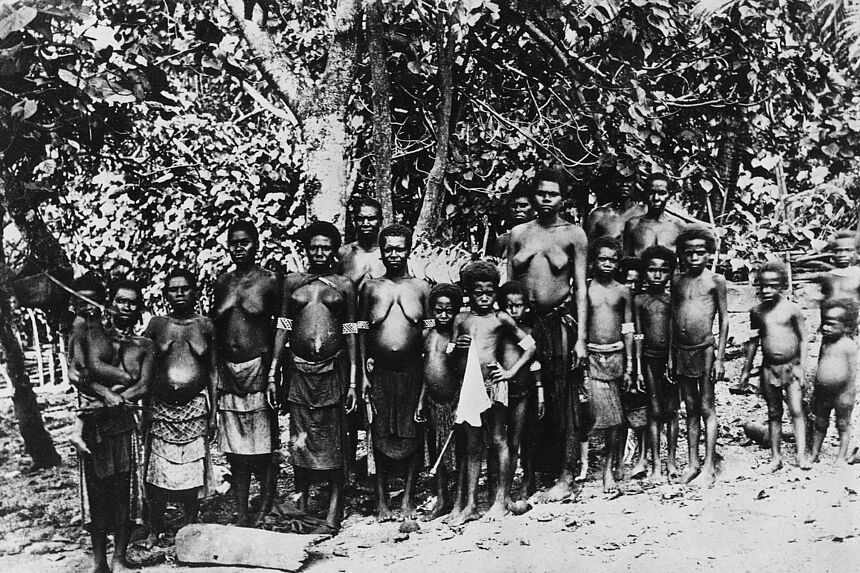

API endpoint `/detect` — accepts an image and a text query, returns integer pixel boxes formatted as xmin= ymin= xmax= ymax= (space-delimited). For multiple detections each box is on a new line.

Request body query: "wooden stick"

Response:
xmin=429 ymin=428 xmax=455 ymax=477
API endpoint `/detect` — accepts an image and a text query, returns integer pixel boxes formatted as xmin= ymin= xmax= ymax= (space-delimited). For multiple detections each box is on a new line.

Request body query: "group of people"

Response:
xmin=64 ymin=168 xmax=858 ymax=573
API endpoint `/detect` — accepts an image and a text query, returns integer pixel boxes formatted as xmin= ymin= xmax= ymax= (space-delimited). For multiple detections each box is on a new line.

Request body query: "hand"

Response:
xmin=207 ymin=416 xmax=217 ymax=441
xmin=623 ymin=371 xmax=633 ymax=392
xmin=102 ymin=390 xmax=125 ymax=409
xmin=362 ymin=378 xmax=372 ymax=401
xmin=365 ymin=357 xmax=375 ymax=375
xmin=572 ymin=340 xmax=587 ymax=369
xmin=636 ymin=372 xmax=646 ymax=393
xmin=713 ymin=359 xmax=725 ymax=381
xmin=537 ymin=393 xmax=546 ymax=419
xmin=345 ymin=387 xmax=357 ymax=414
xmin=414 ymin=402 xmax=427 ymax=423
xmin=455 ymin=334 xmax=472 ymax=349
xmin=266 ymin=381 xmax=278 ymax=411
xmin=488 ymin=363 xmax=514 ymax=383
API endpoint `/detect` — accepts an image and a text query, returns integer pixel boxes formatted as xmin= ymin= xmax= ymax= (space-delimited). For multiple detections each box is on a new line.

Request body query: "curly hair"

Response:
xmin=532 ymin=167 xmax=567 ymax=194
xmin=615 ymin=257 xmax=645 ymax=283
xmin=498 ymin=281 xmax=526 ymax=302
xmin=353 ymin=196 xmax=382 ymax=216
xmin=821 ymin=297 xmax=859 ymax=330
xmin=430 ymin=283 xmax=464 ymax=310
xmin=588 ymin=236 xmax=623 ymax=264
xmin=379 ymin=224 xmax=412 ymax=251
xmin=640 ymin=245 xmax=677 ymax=272
xmin=109 ymin=279 xmax=144 ymax=310
xmin=72 ymin=272 xmax=107 ymax=301
xmin=303 ymin=221 xmax=342 ymax=251
xmin=460 ymin=260 xmax=501 ymax=290
xmin=165 ymin=267 xmax=198 ymax=290
xmin=227 ymin=219 xmax=259 ymax=244
xmin=676 ymin=224 xmax=716 ymax=255
xmin=644 ymin=173 xmax=672 ymax=193
xmin=758 ymin=261 xmax=788 ymax=287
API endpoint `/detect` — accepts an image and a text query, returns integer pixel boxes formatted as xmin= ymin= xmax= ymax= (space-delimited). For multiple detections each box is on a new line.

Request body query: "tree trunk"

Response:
xmin=0 ymin=198 xmax=61 ymax=470
xmin=367 ymin=0 xmax=394 ymax=225
xmin=225 ymin=0 xmax=362 ymax=232
xmin=714 ymin=109 xmax=743 ymax=223
xmin=413 ymin=6 xmax=454 ymax=240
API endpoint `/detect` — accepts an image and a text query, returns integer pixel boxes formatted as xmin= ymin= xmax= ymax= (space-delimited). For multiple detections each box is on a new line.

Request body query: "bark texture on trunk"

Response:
xmin=413 ymin=6 xmax=454 ymax=240
xmin=714 ymin=110 xmax=743 ymax=223
xmin=367 ymin=0 xmax=394 ymax=225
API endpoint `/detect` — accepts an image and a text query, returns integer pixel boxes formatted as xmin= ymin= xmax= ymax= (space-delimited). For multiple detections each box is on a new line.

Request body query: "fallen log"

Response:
xmin=175 ymin=524 xmax=309 ymax=571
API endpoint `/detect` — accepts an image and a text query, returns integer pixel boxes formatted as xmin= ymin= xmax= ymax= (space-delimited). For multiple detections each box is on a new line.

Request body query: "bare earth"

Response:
xmin=1 ymin=313 xmax=859 ymax=573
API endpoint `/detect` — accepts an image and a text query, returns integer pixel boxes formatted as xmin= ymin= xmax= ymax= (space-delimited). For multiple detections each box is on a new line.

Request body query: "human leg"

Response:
xmin=759 ymin=377 xmax=785 ymax=473
xmin=450 ymin=425 xmax=482 ymax=526
xmin=294 ymin=467 xmax=310 ymax=513
xmin=603 ymin=426 xmax=621 ymax=493
xmin=811 ymin=394 xmax=832 ymax=462
xmin=374 ymin=454 xmax=395 ymax=522
xmin=646 ymin=360 xmax=663 ymax=480
xmin=85 ymin=471 xmax=110 ymax=573
xmin=326 ymin=471 xmax=345 ymax=530
xmin=507 ymin=396 xmax=528 ymax=499
xmin=110 ymin=473 xmax=132 ymax=572
xmin=519 ymin=393 xmax=537 ymax=498
xmin=629 ymin=427 xmax=648 ymax=477
xmin=675 ymin=376 xmax=701 ymax=484
xmin=834 ymin=387 xmax=855 ymax=463
xmin=484 ymin=404 xmax=511 ymax=521
xmin=785 ymin=380 xmax=810 ymax=468
xmin=401 ymin=450 xmax=420 ymax=519
xmin=145 ymin=484 xmax=168 ymax=546
xmin=226 ymin=454 xmax=253 ymax=526
xmin=252 ymin=454 xmax=276 ymax=525
xmin=444 ymin=428 xmax=467 ymax=521
xmin=691 ymin=358 xmax=718 ymax=486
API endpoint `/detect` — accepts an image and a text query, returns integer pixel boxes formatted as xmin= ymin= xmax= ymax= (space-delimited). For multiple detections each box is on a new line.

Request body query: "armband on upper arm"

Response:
xmin=446 ymin=343 xmax=456 ymax=354
xmin=277 ymin=318 xmax=293 ymax=331
xmin=529 ymin=361 xmax=542 ymax=372
xmin=518 ymin=334 xmax=536 ymax=351
xmin=357 ymin=321 xmax=370 ymax=330
xmin=621 ymin=322 xmax=635 ymax=335
xmin=633 ymin=333 xmax=645 ymax=341
xmin=423 ymin=319 xmax=436 ymax=329
xmin=342 ymin=323 xmax=358 ymax=335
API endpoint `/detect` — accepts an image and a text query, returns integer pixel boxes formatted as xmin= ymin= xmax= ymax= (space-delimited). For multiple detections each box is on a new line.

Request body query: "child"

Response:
xmin=672 ymin=225 xmax=729 ymax=486
xmin=634 ymin=245 xmax=680 ymax=481
xmin=616 ymin=257 xmax=644 ymax=294
xmin=584 ymin=237 xmax=635 ymax=493
xmin=820 ymin=230 xmax=860 ymax=308
xmin=497 ymin=281 xmax=545 ymax=500
xmin=415 ymin=283 xmax=464 ymax=520
xmin=738 ymin=262 xmax=810 ymax=472
xmin=450 ymin=261 xmax=536 ymax=524
xmin=810 ymin=298 xmax=858 ymax=464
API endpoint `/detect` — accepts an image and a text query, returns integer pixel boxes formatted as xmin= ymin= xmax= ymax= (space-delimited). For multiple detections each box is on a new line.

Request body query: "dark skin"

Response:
xmin=359 ymin=235 xmax=430 ymax=522
xmin=494 ymin=195 xmax=534 ymax=258
xmin=738 ymin=271 xmax=810 ymax=472
xmin=618 ymin=268 xmax=647 ymax=479
xmin=671 ymin=238 xmax=729 ymax=486
xmin=450 ymin=281 xmax=535 ymax=525
xmin=819 ymin=237 xmax=860 ymax=304
xmin=414 ymin=295 xmax=459 ymax=521
xmin=623 ymin=178 xmax=685 ymax=257
xmin=211 ymin=228 xmax=280 ymax=527
xmin=269 ymin=234 xmax=357 ymax=531
xmin=497 ymin=292 xmax=545 ymax=500
xmin=633 ymin=257 xmax=678 ymax=481
xmin=586 ymin=178 xmax=647 ymax=243
xmin=811 ymin=306 xmax=857 ymax=464
xmin=507 ymin=178 xmax=588 ymax=503
xmin=81 ymin=288 xmax=153 ymax=573
xmin=336 ymin=205 xmax=386 ymax=287
xmin=586 ymin=248 xmax=635 ymax=494
xmin=143 ymin=276 xmax=218 ymax=543
xmin=68 ymin=288 xmax=104 ymax=456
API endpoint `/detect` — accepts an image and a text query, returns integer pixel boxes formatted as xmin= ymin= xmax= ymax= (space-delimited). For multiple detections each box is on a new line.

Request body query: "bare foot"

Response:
xmin=111 ymin=557 xmax=132 ymax=573
xmin=666 ymin=462 xmax=680 ymax=481
xmin=647 ymin=467 xmax=662 ymax=483
xmin=689 ymin=468 xmax=716 ymax=487
xmin=673 ymin=466 xmax=700 ymax=485
xmin=376 ymin=504 xmax=396 ymax=522
xmin=89 ymin=563 xmax=110 ymax=573
xmin=613 ymin=467 xmax=624 ymax=483
xmin=441 ymin=505 xmax=462 ymax=524
xmin=539 ymin=478 xmax=576 ymax=503
xmin=629 ymin=460 xmax=648 ymax=479
xmin=424 ymin=500 xmax=451 ymax=521
xmin=835 ymin=457 xmax=849 ymax=468
xmin=482 ymin=501 xmax=510 ymax=522
xmin=400 ymin=501 xmax=417 ymax=521
xmin=798 ymin=456 xmax=812 ymax=470
xmin=449 ymin=506 xmax=481 ymax=527
xmin=764 ymin=457 xmax=783 ymax=474
xmin=236 ymin=515 xmax=253 ymax=528
xmin=70 ymin=435 xmax=91 ymax=456
xmin=603 ymin=474 xmax=619 ymax=494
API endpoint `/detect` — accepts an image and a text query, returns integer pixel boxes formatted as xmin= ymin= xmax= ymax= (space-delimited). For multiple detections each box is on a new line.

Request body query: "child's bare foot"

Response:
xmin=424 ymin=500 xmax=451 ymax=521
xmin=603 ymin=474 xmax=619 ymax=494
xmin=689 ymin=468 xmax=716 ymax=487
xmin=449 ymin=505 xmax=481 ymax=527
xmin=481 ymin=501 xmax=509 ymax=522
xmin=666 ymin=462 xmax=680 ymax=481
xmin=797 ymin=456 xmax=812 ymax=470
xmin=629 ymin=459 xmax=648 ymax=479
xmin=574 ymin=466 xmax=588 ymax=482
xmin=764 ymin=457 xmax=783 ymax=474
xmin=376 ymin=504 xmax=396 ymax=522
xmin=812 ymin=454 xmax=821 ymax=464
xmin=673 ymin=466 xmax=700 ymax=485
xmin=613 ymin=467 xmax=624 ymax=483
xmin=441 ymin=505 xmax=462 ymax=523
xmin=647 ymin=466 xmax=662 ymax=482
xmin=540 ymin=477 xmax=576 ymax=502
xmin=834 ymin=457 xmax=849 ymax=468
xmin=70 ymin=435 xmax=91 ymax=456
xmin=111 ymin=557 xmax=132 ymax=573
xmin=89 ymin=563 xmax=110 ymax=573
xmin=400 ymin=501 xmax=417 ymax=521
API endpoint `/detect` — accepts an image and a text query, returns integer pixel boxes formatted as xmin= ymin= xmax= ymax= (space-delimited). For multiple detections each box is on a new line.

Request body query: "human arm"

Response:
xmin=738 ymin=309 xmax=760 ymax=387
xmin=120 ymin=340 xmax=154 ymax=403
xmin=714 ymin=274 xmax=729 ymax=380
xmin=414 ymin=379 xmax=428 ymax=423
xmin=622 ymin=219 xmax=637 ymax=257
xmin=83 ymin=320 xmax=131 ymax=406
xmin=358 ymin=282 xmax=373 ymax=399
xmin=572 ymin=226 xmax=589 ymax=367
xmin=622 ymin=288 xmax=635 ymax=391
xmin=344 ymin=277 xmax=358 ymax=414
xmin=206 ymin=320 xmax=219 ymax=435
xmin=534 ymin=362 xmax=545 ymax=419
xmin=633 ymin=297 xmax=645 ymax=393
xmin=794 ymin=305 xmax=809 ymax=389
xmin=489 ymin=315 xmax=536 ymax=382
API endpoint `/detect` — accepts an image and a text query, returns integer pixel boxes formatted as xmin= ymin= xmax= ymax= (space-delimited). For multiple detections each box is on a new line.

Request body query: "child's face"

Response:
xmin=821 ymin=306 xmax=849 ymax=340
xmin=73 ymin=289 xmax=102 ymax=318
xmin=594 ymin=247 xmax=619 ymax=278
xmin=432 ymin=295 xmax=455 ymax=328
xmin=623 ymin=269 xmax=640 ymax=292
xmin=644 ymin=258 xmax=671 ymax=289
xmin=758 ymin=271 xmax=784 ymax=304
xmin=831 ymin=238 xmax=855 ymax=268
xmin=681 ymin=238 xmax=709 ymax=271
xmin=502 ymin=293 xmax=526 ymax=322
xmin=469 ymin=281 xmax=497 ymax=312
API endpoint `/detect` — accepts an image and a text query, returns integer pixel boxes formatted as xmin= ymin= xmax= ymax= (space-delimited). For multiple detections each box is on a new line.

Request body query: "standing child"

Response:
xmin=810 ymin=298 xmax=858 ymax=464
xmin=820 ymin=230 xmax=860 ymax=308
xmin=634 ymin=246 xmax=679 ymax=481
xmin=738 ymin=262 xmax=811 ymax=472
xmin=497 ymin=281 xmax=545 ymax=500
xmin=672 ymin=225 xmax=729 ymax=486
xmin=585 ymin=237 xmax=635 ymax=493
xmin=450 ymin=261 xmax=536 ymax=524
xmin=415 ymin=283 xmax=464 ymax=520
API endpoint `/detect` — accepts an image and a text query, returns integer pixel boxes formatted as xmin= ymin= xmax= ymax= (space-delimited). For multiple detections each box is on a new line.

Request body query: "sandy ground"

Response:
xmin=2 ymin=315 xmax=860 ymax=573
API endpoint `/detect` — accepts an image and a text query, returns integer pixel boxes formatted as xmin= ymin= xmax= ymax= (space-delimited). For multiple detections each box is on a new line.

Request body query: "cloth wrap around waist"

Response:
xmin=218 ymin=356 xmax=275 ymax=456
xmin=585 ymin=342 xmax=624 ymax=429
xmin=672 ymin=335 xmax=715 ymax=379
xmin=371 ymin=359 xmax=423 ymax=460
xmin=145 ymin=392 xmax=212 ymax=494
xmin=761 ymin=357 xmax=803 ymax=389
xmin=286 ymin=350 xmax=349 ymax=473
xmin=425 ymin=393 xmax=456 ymax=472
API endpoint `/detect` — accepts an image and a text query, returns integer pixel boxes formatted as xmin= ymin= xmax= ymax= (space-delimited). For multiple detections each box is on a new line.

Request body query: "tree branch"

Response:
xmin=366 ymin=0 xmax=395 ymax=225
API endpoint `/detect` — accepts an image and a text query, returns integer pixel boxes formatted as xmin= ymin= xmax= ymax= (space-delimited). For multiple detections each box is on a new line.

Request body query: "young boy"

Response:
xmin=415 ymin=283 xmax=464 ymax=520
xmin=810 ymin=298 xmax=857 ymax=464
xmin=450 ymin=261 xmax=536 ymax=524
xmin=820 ymin=230 xmax=860 ymax=308
xmin=738 ymin=262 xmax=810 ymax=472
xmin=616 ymin=257 xmax=644 ymax=294
xmin=634 ymin=245 xmax=680 ymax=481
xmin=584 ymin=237 xmax=635 ymax=493
xmin=672 ymin=225 xmax=729 ymax=486
xmin=497 ymin=281 xmax=545 ymax=500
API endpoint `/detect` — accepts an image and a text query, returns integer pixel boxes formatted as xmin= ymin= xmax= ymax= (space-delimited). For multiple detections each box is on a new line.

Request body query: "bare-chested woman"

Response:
xmin=144 ymin=268 xmax=217 ymax=543
xmin=494 ymin=182 xmax=534 ymax=259
xmin=507 ymin=168 xmax=588 ymax=503
xmin=211 ymin=220 xmax=280 ymax=526
xmin=269 ymin=221 xmax=357 ymax=532
xmin=624 ymin=174 xmax=685 ymax=257
xmin=337 ymin=197 xmax=387 ymax=287
xmin=359 ymin=224 xmax=431 ymax=521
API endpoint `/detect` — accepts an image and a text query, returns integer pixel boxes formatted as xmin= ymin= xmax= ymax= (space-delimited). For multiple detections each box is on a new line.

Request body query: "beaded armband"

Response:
xmin=277 ymin=318 xmax=293 ymax=330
